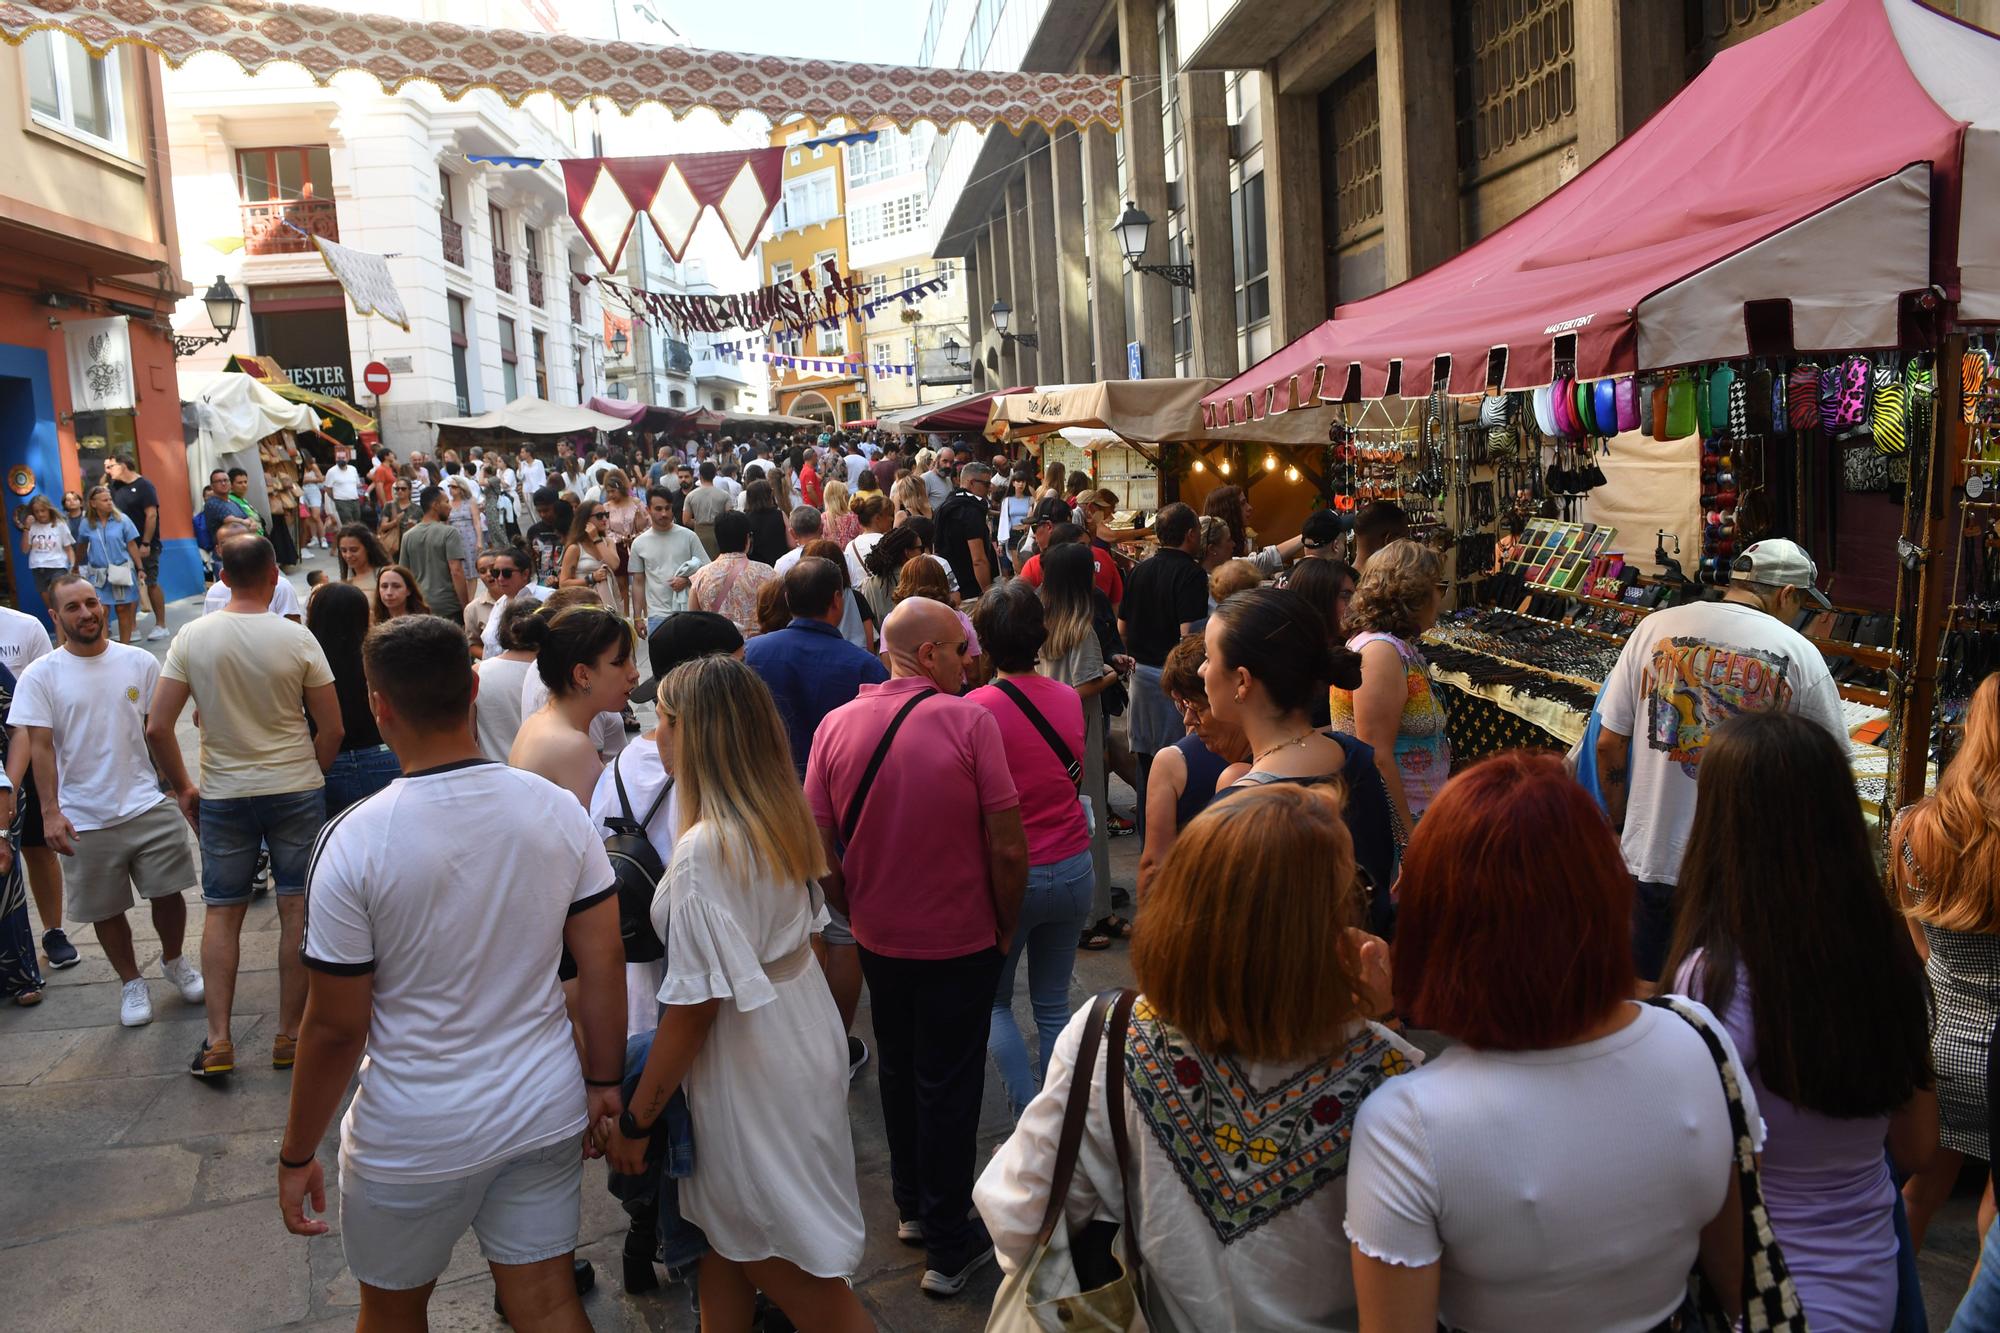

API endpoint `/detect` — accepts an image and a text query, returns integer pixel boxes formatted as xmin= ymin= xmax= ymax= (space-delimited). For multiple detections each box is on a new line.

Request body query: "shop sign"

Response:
xmin=1127 ymin=341 xmax=1144 ymax=380
xmin=65 ymin=317 xmax=134 ymax=413
xmin=289 ymin=364 xmax=351 ymax=397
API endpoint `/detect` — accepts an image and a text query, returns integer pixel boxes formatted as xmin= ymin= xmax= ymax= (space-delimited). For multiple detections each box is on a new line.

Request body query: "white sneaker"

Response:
xmin=119 ymin=978 xmax=154 ymax=1027
xmin=160 ymin=955 xmax=204 ymax=1004
xmin=145 ymin=626 xmax=168 ymax=642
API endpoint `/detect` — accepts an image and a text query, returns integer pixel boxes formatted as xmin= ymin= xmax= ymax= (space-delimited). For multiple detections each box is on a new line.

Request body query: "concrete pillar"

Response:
xmin=1081 ymin=123 xmax=1128 ymax=379
xmin=988 ymin=204 xmax=1019 ymax=388
xmin=1574 ymin=0 xmax=1686 ymax=168
xmin=1024 ymin=144 xmax=1066 ymax=385
xmin=1259 ymin=76 xmax=1326 ymax=343
xmin=1004 ymin=175 xmax=1041 ymax=384
xmin=1375 ymin=0 xmax=1458 ymax=286
xmin=974 ymin=226 xmax=997 ymax=390
xmin=1049 ymin=128 xmax=1094 ymax=382
xmin=964 ymin=251 xmax=986 ymax=393
xmin=1116 ymin=0 xmax=1173 ymax=377
xmin=1180 ymin=71 xmax=1238 ymax=379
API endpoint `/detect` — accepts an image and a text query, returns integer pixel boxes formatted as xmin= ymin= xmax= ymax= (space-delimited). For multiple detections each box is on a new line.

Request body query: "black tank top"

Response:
xmin=1172 ymin=732 xmax=1233 ymax=830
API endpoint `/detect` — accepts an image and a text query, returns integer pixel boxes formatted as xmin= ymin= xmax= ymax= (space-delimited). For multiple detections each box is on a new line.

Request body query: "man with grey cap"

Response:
xmin=933 ymin=462 xmax=999 ymax=595
xmin=1595 ymin=537 xmax=1846 ymax=981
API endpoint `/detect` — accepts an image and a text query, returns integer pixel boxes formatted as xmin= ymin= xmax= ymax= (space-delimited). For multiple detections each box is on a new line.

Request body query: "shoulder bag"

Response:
xmin=994 ymin=679 xmax=1082 ymax=788
xmin=603 ymin=762 xmax=676 ymax=964
xmin=838 ymin=689 xmax=936 ymax=846
xmin=1647 ymin=996 xmax=1809 ymax=1333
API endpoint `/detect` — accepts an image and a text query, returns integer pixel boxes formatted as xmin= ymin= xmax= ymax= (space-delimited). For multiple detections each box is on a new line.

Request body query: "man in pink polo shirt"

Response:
xmin=806 ymin=596 xmax=1027 ymax=1299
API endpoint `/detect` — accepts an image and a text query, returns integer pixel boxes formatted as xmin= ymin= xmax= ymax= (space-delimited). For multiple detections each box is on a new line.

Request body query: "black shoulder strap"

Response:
xmin=611 ymin=758 xmax=674 ymax=830
xmin=994 ymin=678 xmax=1081 ymax=787
xmin=839 ymin=689 xmax=936 ymax=844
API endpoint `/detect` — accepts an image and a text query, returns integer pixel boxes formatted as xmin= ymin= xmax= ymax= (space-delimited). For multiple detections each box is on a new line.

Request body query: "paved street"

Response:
xmin=0 ymin=557 xmax=1983 ymax=1330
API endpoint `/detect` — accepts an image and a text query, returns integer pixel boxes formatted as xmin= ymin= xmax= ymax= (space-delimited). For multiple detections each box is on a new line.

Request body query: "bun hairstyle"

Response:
xmin=519 ymin=601 xmax=632 ymax=696
xmin=1208 ymin=585 xmax=1362 ymax=713
xmin=863 ymin=525 xmax=922 ymax=581
xmin=496 ymin=592 xmax=550 ymax=652
xmin=852 ymin=493 xmax=892 ymax=527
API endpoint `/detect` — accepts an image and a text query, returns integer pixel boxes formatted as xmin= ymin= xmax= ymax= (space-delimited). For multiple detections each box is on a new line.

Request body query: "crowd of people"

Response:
xmin=0 ymin=424 xmax=1995 ymax=1333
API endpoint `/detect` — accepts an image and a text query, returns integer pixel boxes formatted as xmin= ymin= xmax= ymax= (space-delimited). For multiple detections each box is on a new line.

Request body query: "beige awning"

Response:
xmin=983 ymin=378 xmax=1226 ymax=444
xmin=425 ymin=396 xmax=634 ymax=436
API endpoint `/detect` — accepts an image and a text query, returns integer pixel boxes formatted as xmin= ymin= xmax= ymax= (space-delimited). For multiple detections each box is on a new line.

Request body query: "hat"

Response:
xmin=1300 ymin=508 xmax=1348 ymax=549
xmin=633 ymin=611 xmax=745 ymax=706
xmin=1731 ymin=539 xmax=1831 ymax=609
xmin=1030 ymin=496 xmax=1070 ymax=526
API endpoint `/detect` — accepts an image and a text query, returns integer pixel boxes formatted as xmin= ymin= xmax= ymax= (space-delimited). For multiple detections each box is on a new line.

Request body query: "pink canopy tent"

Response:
xmin=876 ymin=386 xmax=1032 ymax=435
xmin=1202 ymin=0 xmax=2000 ymax=428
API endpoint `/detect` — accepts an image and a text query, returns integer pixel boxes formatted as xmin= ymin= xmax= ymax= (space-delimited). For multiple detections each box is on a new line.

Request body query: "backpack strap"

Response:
xmin=994 ymin=678 xmax=1081 ymax=787
xmin=611 ymin=757 xmax=675 ymax=831
xmin=838 ymin=689 xmax=936 ymax=845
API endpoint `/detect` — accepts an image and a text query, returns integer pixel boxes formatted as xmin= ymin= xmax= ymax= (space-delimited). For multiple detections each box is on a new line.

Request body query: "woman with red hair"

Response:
xmin=1347 ymin=752 xmax=1759 ymax=1332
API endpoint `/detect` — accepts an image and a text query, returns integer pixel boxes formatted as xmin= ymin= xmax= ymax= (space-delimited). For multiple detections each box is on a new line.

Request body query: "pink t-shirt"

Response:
xmin=806 ymin=677 xmax=1021 ymax=959
xmin=968 ymin=677 xmax=1090 ymax=866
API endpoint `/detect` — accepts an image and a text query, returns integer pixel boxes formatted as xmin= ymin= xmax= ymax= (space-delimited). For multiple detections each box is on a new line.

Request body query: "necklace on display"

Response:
xmin=1252 ymin=728 xmax=1318 ymax=766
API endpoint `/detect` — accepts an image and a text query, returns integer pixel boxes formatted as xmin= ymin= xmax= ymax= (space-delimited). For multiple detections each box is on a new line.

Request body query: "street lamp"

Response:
xmin=1112 ymin=200 xmax=1195 ymax=290
xmin=609 ymin=327 xmax=629 ymax=359
xmin=989 ymin=298 xmax=1038 ymax=350
xmin=171 ymin=275 xmax=244 ymax=358
xmin=942 ymin=335 xmax=967 ymax=369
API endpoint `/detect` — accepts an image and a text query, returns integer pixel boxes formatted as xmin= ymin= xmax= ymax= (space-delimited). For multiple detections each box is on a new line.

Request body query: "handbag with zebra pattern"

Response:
xmin=1871 ymin=362 xmax=1909 ymax=456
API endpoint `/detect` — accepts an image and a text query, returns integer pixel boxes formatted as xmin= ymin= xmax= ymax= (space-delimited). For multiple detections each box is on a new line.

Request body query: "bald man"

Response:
xmin=804 ymin=596 xmax=1027 ymax=1297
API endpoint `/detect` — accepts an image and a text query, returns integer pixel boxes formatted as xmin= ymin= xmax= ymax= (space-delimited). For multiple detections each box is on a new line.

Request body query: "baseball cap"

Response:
xmin=1300 ymin=509 xmax=1349 ymax=549
xmin=633 ymin=611 xmax=745 ymax=707
xmin=1731 ymin=539 xmax=1831 ymax=608
xmin=1030 ymin=496 xmax=1071 ymax=527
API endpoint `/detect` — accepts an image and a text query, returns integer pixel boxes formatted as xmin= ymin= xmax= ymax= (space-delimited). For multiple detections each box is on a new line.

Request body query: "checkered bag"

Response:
xmin=1649 ymin=996 xmax=1809 ymax=1333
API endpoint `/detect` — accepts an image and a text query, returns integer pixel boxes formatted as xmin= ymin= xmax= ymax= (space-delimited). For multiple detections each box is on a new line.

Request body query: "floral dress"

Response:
xmin=1329 ymin=630 xmax=1452 ymax=821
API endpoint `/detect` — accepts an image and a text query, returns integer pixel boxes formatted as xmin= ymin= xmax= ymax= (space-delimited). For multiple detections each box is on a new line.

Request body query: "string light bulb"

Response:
xmin=1192 ymin=459 xmax=1205 ymax=473
xmin=1264 ymin=454 xmax=1277 ymax=471
xmin=1285 ymin=465 xmax=1300 ymax=482
xmin=1218 ymin=459 xmax=1231 ymax=476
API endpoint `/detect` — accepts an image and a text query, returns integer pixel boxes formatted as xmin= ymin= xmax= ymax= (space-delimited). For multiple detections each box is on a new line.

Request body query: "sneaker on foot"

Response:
xmin=919 ymin=1231 xmax=995 ymax=1297
xmin=847 ymin=1035 xmax=869 ymax=1082
xmin=145 ymin=626 xmax=168 ymax=641
xmin=42 ymin=928 xmax=79 ymax=969
xmin=896 ymin=1218 xmax=925 ymax=1245
xmin=189 ymin=1038 xmax=234 ymax=1078
xmin=272 ymin=1033 xmax=297 ymax=1070
xmin=119 ymin=978 xmax=154 ymax=1027
xmin=161 ymin=955 xmax=204 ymax=1004
xmin=1107 ymin=811 xmax=1136 ymax=837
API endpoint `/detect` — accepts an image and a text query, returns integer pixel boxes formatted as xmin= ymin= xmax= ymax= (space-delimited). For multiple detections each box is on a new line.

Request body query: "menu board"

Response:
xmin=1503 ymin=518 xmax=1616 ymax=593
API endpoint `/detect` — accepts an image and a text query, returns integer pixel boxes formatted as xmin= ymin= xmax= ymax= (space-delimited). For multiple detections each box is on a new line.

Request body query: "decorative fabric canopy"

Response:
xmin=1199 ymin=0 xmax=1998 ymax=426
xmin=427 ymin=396 xmax=633 ymax=436
xmin=986 ymin=379 xmax=1227 ymax=444
xmin=0 ymin=0 xmax=1121 ymax=131
xmin=563 ymin=149 xmax=783 ymax=270
xmin=877 ymin=386 xmax=1029 ymax=435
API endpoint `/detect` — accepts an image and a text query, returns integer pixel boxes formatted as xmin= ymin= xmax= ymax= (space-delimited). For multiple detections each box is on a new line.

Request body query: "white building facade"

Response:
xmin=845 ymin=124 xmax=970 ymax=413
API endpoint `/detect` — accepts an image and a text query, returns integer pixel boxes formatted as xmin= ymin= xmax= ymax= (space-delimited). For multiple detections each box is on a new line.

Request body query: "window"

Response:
xmin=669 ymin=389 xmax=686 ymax=407
xmin=490 ymin=204 xmax=510 ymax=254
xmin=960 ymin=0 xmax=1001 ymax=68
xmin=499 ymin=316 xmax=519 ymax=400
xmin=532 ymin=330 xmax=549 ymax=399
xmin=778 ymin=171 xmax=838 ymax=230
xmin=847 ymin=192 xmax=927 ymax=245
xmin=438 ymin=167 xmax=456 ymax=218
xmin=936 ymin=258 xmax=956 ymax=287
xmin=1232 ymin=172 xmax=1270 ymax=329
xmin=25 ymin=32 xmax=122 ymax=150
xmin=901 ymin=264 xmax=925 ymax=296
xmin=771 ymin=260 xmax=794 ymax=287
xmin=712 ymin=395 xmax=726 ymax=411
xmin=236 ymin=146 xmax=332 ymax=202
xmin=817 ymin=320 xmax=848 ymax=356
xmin=846 ymin=131 xmax=924 ymax=186
xmin=1169 ymin=227 xmax=1193 ymax=370
xmin=447 ymin=294 xmax=472 ymax=413
xmin=813 ymin=250 xmax=839 ymax=291
xmin=522 ymin=225 xmax=543 ymax=271
xmin=871 ymin=339 xmax=893 ymax=365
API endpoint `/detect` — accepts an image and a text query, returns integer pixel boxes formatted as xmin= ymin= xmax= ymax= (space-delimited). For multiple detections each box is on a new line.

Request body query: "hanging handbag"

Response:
xmin=983 ymin=991 xmax=1142 ymax=1333
xmin=1871 ymin=363 xmax=1909 ymax=456
xmin=1647 ymin=996 xmax=1809 ymax=1333
xmin=1787 ymin=365 xmax=1822 ymax=433
xmin=1843 ymin=441 xmax=1891 ymax=492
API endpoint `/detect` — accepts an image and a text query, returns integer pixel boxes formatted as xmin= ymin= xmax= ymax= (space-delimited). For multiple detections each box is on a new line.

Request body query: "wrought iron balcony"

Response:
xmin=526 ymin=263 xmax=545 ymax=308
xmin=440 ymin=212 xmax=464 ymax=267
xmin=492 ymin=246 xmax=514 ymax=293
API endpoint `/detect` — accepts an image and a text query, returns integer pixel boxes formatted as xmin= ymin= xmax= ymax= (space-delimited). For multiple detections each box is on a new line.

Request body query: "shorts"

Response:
xmin=339 ymin=1134 xmax=585 ymax=1290
xmin=30 ymin=565 xmax=68 ymax=609
xmin=139 ymin=544 xmax=161 ymax=584
xmin=198 ymin=788 xmax=326 ymax=905
xmin=821 ymin=904 xmax=854 ymax=949
xmin=67 ymin=802 xmax=196 ymax=925
xmin=16 ymin=769 xmax=44 ymax=850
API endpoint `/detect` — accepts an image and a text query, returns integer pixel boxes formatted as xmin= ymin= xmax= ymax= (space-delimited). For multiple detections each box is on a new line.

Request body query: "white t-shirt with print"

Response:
xmin=25 ymin=522 xmax=72 ymax=569
xmin=9 ymin=642 xmax=167 ymax=831
xmin=1597 ymin=599 xmax=1845 ymax=884
xmin=302 ymin=760 xmax=615 ymax=1182
xmin=0 ymin=605 xmax=52 ymax=678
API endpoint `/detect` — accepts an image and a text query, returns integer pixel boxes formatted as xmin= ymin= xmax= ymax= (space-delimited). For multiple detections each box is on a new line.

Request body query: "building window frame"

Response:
xmin=235 ymin=145 xmax=333 ymax=203
xmin=1231 ymin=171 xmax=1271 ymax=332
xmin=24 ymin=31 xmax=125 ymax=153
xmin=447 ymin=293 xmax=472 ymax=414
xmin=498 ymin=315 xmax=520 ymax=401
xmin=531 ymin=329 xmax=549 ymax=399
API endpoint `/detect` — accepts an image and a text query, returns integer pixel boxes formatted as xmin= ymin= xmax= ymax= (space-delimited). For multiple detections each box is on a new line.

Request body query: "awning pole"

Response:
xmin=1894 ymin=331 xmax=1965 ymax=811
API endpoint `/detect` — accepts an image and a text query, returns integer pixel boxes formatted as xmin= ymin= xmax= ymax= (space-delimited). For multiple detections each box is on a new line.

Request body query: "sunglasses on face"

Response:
xmin=491 ymin=567 xmax=521 ymax=580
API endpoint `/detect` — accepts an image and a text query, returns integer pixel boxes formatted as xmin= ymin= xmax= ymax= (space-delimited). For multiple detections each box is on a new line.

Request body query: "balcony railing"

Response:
xmin=240 ymin=197 xmax=338 ymax=256
xmin=525 ymin=263 xmax=545 ymax=308
xmin=569 ymin=280 xmax=582 ymax=325
xmin=492 ymin=246 xmax=514 ymax=293
xmin=440 ymin=212 xmax=464 ymax=267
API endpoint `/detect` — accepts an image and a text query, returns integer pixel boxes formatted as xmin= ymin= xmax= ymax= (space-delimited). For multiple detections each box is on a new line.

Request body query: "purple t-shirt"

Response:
xmin=968 ymin=677 xmax=1090 ymax=866
xmin=1673 ymin=954 xmax=1896 ymax=1332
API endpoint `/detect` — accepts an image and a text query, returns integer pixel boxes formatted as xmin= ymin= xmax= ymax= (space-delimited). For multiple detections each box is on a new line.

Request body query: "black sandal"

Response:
xmin=1078 ymin=927 xmax=1113 ymax=951
xmin=1096 ymin=914 xmax=1134 ymax=939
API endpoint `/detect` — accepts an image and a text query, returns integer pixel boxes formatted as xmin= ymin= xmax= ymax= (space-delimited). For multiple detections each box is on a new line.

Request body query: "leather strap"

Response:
xmin=1102 ymin=988 xmax=1143 ymax=1274
xmin=1035 ymin=990 xmax=1114 ymax=1243
xmin=838 ymin=689 xmax=936 ymax=845
xmin=613 ymin=757 xmax=674 ymax=831
xmin=994 ymin=678 xmax=1081 ymax=787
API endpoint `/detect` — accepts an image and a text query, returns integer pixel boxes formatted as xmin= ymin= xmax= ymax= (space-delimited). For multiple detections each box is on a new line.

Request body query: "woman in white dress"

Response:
xmin=606 ymin=654 xmax=869 ymax=1331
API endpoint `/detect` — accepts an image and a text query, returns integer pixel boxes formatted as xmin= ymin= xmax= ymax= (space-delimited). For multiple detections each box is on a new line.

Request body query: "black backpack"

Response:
xmin=604 ymin=760 xmax=674 ymax=964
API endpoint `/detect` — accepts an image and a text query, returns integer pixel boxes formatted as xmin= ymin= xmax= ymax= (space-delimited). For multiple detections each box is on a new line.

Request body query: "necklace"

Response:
xmin=1251 ymin=727 xmax=1318 ymax=766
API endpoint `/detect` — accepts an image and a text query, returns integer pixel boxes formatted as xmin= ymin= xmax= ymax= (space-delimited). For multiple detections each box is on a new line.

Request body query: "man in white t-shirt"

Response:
xmin=1596 ymin=539 xmax=1846 ymax=981
xmin=0 ymin=601 xmax=74 ymax=972
xmin=772 ymin=505 xmax=824 ymax=577
xmin=201 ymin=517 xmax=304 ymax=620
xmin=146 ymin=536 xmax=342 ymax=1079
xmin=324 ymin=453 xmax=363 ymax=526
xmin=628 ymin=487 xmax=708 ymax=635
xmin=480 ymin=547 xmax=553 ymax=658
xmin=13 ymin=573 xmax=202 ymax=1028
xmin=279 ymin=615 xmax=624 ymax=1327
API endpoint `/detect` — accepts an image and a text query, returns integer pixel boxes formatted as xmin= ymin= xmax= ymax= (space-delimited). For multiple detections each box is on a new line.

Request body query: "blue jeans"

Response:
xmin=198 ymin=788 xmax=326 ymax=905
xmin=988 ymin=847 xmax=1095 ymax=1116
xmin=324 ymin=745 xmax=401 ymax=817
xmin=1949 ymin=1212 xmax=2000 ymax=1331
xmin=604 ymin=1031 xmax=705 ymax=1273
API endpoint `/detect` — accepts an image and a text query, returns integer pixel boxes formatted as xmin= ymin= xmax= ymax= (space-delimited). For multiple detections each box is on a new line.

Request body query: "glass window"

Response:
xmin=523 ymin=226 xmax=542 ymax=270
xmin=771 ymin=260 xmax=794 ymax=286
xmin=236 ymin=147 xmax=332 ymax=201
xmin=532 ymin=331 xmax=549 ymax=399
xmin=1232 ymin=172 xmax=1270 ymax=329
xmin=901 ymin=264 xmax=924 ymax=294
xmin=26 ymin=33 xmax=123 ymax=150
xmin=447 ymin=295 xmax=471 ymax=413
xmin=439 ymin=167 xmax=456 ymax=218
xmin=669 ymin=389 xmax=686 ymax=407
xmin=818 ymin=318 xmax=848 ymax=356
xmin=871 ymin=339 xmax=893 ymax=364
xmin=779 ymin=171 xmax=837 ymax=229
xmin=499 ymin=316 xmax=519 ymax=400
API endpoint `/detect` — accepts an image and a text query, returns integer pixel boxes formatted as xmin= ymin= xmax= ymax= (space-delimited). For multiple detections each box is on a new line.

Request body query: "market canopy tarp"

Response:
xmin=427 ymin=396 xmax=632 ymax=436
xmin=0 ymin=0 xmax=1120 ymax=131
xmin=587 ymin=395 xmax=685 ymax=433
xmin=878 ymin=386 xmax=1029 ymax=435
xmin=187 ymin=371 xmax=316 ymax=530
xmin=223 ymin=355 xmax=374 ymax=434
xmin=1201 ymin=0 xmax=2000 ymax=426
xmin=987 ymin=379 xmax=1227 ymax=444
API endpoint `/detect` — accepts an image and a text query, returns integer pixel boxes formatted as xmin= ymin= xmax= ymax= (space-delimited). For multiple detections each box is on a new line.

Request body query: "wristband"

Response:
xmin=279 ymin=1150 xmax=315 ymax=1169
xmin=584 ymin=1075 xmax=623 ymax=1088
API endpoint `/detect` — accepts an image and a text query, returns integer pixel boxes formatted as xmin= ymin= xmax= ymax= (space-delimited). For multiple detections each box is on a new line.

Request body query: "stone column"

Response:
xmin=1574 ymin=0 xmax=1686 ymax=168
xmin=1116 ymin=0 xmax=1173 ymax=377
xmin=1004 ymin=175 xmax=1041 ymax=384
xmin=966 ymin=244 xmax=988 ymax=393
xmin=1024 ymin=143 xmax=1065 ymax=384
xmin=1049 ymin=128 xmax=1094 ymax=382
xmin=987 ymin=205 xmax=1019 ymax=388
xmin=1375 ymin=0 xmax=1458 ymax=286
xmin=1180 ymin=70 xmax=1238 ymax=379
xmin=1081 ymin=123 xmax=1128 ymax=379
xmin=1258 ymin=76 xmax=1326 ymax=343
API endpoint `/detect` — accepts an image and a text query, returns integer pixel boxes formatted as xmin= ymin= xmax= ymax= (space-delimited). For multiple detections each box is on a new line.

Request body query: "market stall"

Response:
xmin=1195 ymin=0 xmax=1996 ymax=808
xmin=187 ymin=371 xmax=317 ymax=539
xmin=222 ymin=355 xmax=374 ymax=456
xmin=877 ymin=386 xmax=1028 ymax=437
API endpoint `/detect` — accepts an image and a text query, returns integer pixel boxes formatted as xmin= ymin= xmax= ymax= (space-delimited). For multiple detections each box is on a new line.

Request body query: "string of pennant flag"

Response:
xmin=586 ymin=261 xmax=952 ymax=338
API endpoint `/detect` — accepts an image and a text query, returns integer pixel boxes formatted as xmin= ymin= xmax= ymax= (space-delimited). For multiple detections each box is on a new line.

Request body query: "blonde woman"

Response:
xmin=820 ymin=478 xmax=859 ymax=548
xmin=1329 ymin=539 xmax=1452 ymax=835
xmin=891 ymin=474 xmax=931 ymax=527
xmin=606 ymin=656 xmax=869 ymax=1331
xmin=1035 ymin=462 xmax=1067 ymax=508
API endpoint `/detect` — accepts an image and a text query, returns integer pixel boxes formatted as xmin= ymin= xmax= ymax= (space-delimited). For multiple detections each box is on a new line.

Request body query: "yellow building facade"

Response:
xmin=759 ymin=117 xmax=869 ymax=426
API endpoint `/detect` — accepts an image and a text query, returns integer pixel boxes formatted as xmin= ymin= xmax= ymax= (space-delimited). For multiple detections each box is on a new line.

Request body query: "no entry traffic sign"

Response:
xmin=362 ymin=361 xmax=392 ymax=396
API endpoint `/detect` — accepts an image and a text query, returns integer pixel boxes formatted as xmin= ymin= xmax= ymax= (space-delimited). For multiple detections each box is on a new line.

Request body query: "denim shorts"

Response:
xmin=339 ymin=1134 xmax=585 ymax=1290
xmin=325 ymin=745 xmax=401 ymax=818
xmin=198 ymin=788 xmax=326 ymax=905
